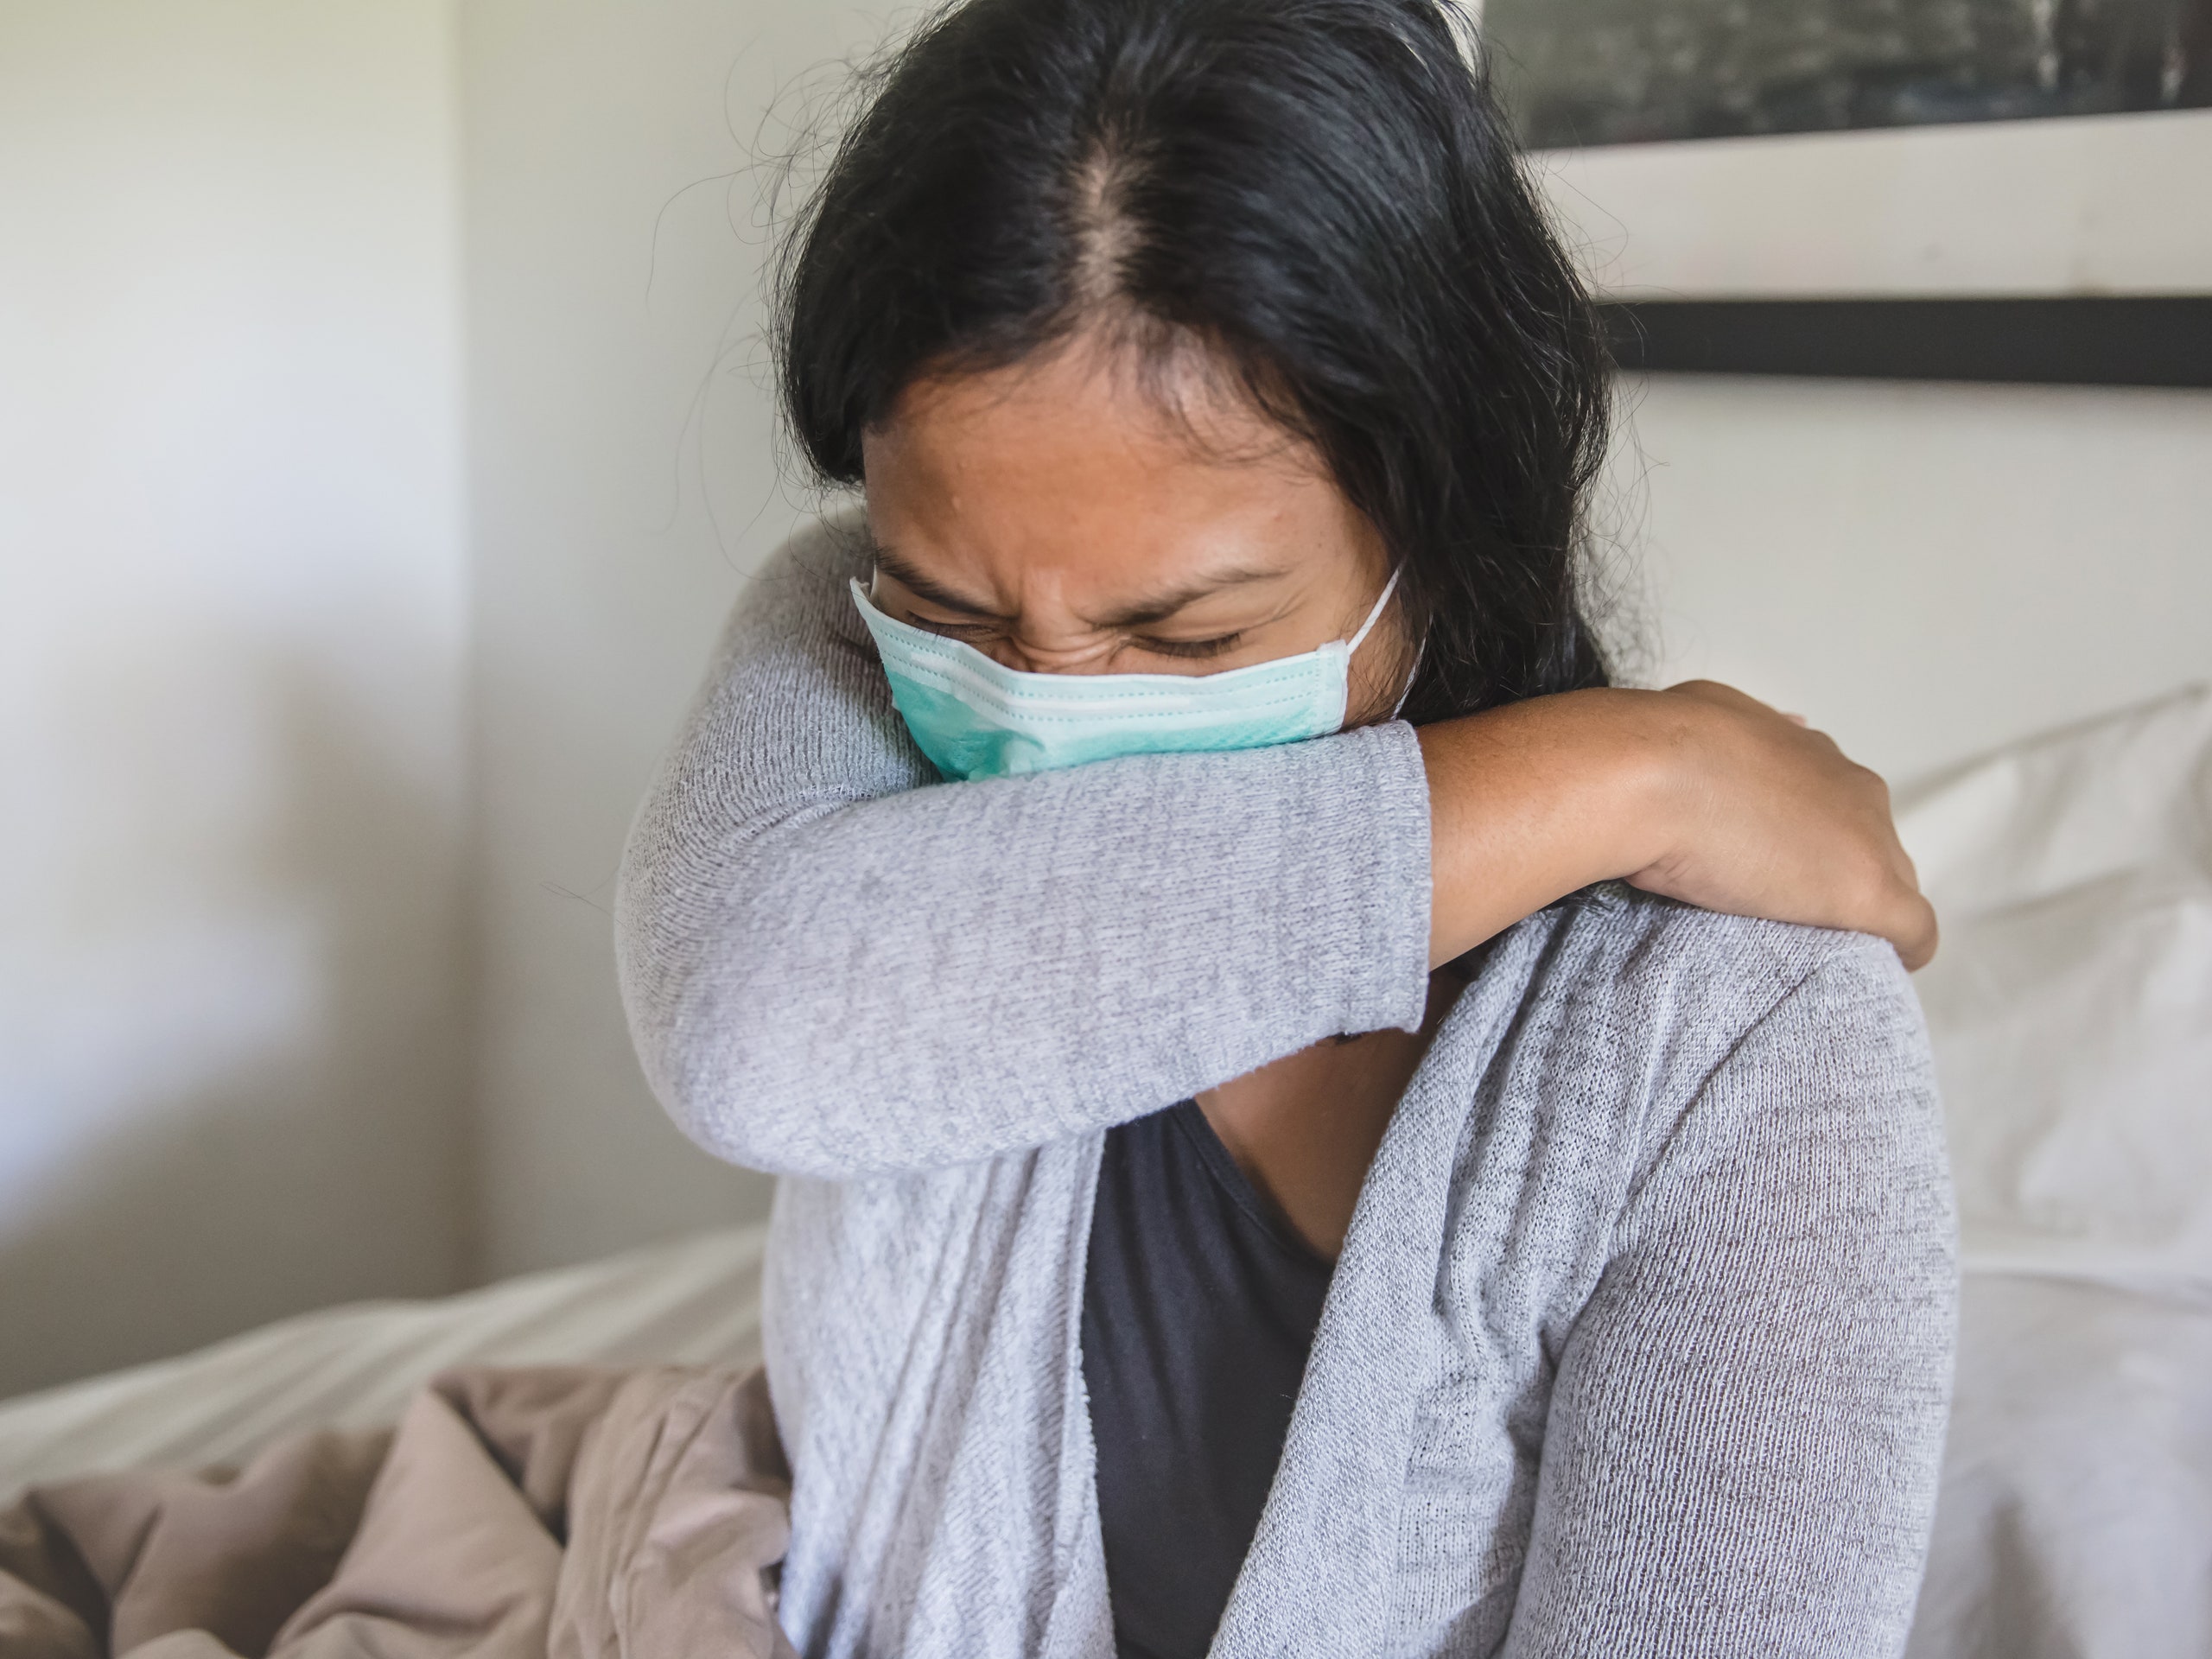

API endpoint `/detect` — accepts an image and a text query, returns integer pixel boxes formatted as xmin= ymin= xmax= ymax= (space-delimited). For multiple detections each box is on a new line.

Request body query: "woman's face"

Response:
xmin=861 ymin=335 xmax=1414 ymax=727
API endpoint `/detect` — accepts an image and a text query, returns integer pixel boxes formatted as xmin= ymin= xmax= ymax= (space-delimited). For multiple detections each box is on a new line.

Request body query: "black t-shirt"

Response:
xmin=1081 ymin=1101 xmax=1335 ymax=1659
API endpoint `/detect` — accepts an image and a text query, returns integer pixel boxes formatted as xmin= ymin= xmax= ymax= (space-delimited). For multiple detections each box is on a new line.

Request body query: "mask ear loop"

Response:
xmin=1389 ymin=639 xmax=1425 ymax=721
xmin=1348 ymin=567 xmax=1423 ymax=723
xmin=1345 ymin=566 xmax=1401 ymax=655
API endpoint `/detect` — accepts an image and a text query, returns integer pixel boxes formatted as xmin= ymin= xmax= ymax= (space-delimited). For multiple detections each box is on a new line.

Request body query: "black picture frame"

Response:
xmin=1599 ymin=296 xmax=2212 ymax=386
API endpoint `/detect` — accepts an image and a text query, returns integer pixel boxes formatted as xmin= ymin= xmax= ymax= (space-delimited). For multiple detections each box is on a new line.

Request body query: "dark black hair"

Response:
xmin=774 ymin=0 xmax=1614 ymax=721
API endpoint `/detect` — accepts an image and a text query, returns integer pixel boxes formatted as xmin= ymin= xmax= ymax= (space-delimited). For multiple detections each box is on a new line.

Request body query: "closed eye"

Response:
xmin=1139 ymin=632 xmax=1245 ymax=661
xmin=910 ymin=617 xmax=999 ymax=644
xmin=913 ymin=618 xmax=1247 ymax=662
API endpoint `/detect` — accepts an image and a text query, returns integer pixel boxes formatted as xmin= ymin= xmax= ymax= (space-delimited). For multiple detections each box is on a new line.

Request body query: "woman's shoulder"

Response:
xmin=710 ymin=506 xmax=874 ymax=648
xmin=1529 ymin=882 xmax=1924 ymax=1072
xmin=776 ymin=504 xmax=874 ymax=582
xmin=1471 ymin=887 xmax=1938 ymax=1191
xmin=1428 ymin=888 xmax=1949 ymax=1348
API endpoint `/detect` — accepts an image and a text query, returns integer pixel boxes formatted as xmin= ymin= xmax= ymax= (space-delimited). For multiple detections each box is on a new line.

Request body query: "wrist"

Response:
xmin=1415 ymin=686 xmax=1690 ymax=966
xmin=1582 ymin=686 xmax=1701 ymax=886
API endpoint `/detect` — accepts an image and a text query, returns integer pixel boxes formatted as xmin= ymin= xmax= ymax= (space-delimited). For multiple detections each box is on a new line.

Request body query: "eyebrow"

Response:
xmin=869 ymin=537 xmax=1288 ymax=630
xmin=869 ymin=541 xmax=1006 ymax=618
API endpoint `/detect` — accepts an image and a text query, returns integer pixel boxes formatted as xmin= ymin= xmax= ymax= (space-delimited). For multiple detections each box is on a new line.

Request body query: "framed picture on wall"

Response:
xmin=1478 ymin=0 xmax=2212 ymax=385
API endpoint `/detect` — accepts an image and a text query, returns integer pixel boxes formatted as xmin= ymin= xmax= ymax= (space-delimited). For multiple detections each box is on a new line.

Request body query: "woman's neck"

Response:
xmin=1195 ymin=968 xmax=1465 ymax=1261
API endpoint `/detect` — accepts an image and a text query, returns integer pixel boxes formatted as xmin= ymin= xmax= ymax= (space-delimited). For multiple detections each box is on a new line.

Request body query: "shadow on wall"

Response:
xmin=0 ymin=638 xmax=469 ymax=1401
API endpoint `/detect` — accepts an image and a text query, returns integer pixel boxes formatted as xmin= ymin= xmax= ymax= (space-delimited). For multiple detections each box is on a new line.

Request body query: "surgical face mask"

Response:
xmin=849 ymin=568 xmax=1407 ymax=780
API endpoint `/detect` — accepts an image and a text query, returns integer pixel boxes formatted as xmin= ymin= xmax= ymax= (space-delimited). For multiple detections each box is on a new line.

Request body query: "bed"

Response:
xmin=3 ymin=687 xmax=2207 ymax=1655
xmin=0 ymin=1225 xmax=766 ymax=1501
xmin=1898 ymin=683 xmax=2212 ymax=1657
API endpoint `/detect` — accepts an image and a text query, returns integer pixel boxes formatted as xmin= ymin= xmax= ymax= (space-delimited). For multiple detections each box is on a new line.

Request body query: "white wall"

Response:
xmin=457 ymin=0 xmax=903 ymax=1277
xmin=1535 ymin=111 xmax=2212 ymax=781
xmin=1620 ymin=377 xmax=2212 ymax=785
xmin=0 ymin=2 xmax=471 ymax=1396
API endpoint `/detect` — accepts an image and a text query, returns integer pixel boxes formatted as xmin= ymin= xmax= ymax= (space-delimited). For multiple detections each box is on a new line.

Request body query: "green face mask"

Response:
xmin=849 ymin=570 xmax=1403 ymax=781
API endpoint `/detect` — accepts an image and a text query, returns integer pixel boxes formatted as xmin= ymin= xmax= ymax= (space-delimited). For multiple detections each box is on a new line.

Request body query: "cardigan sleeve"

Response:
xmin=1501 ymin=937 xmax=1957 ymax=1659
xmin=613 ymin=514 xmax=1434 ymax=1179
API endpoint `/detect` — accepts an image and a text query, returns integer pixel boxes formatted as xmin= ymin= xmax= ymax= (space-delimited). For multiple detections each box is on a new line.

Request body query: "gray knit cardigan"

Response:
xmin=614 ymin=515 xmax=1957 ymax=1659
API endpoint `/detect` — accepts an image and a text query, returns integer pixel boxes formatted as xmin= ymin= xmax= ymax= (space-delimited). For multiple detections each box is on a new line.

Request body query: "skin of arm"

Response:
xmin=1421 ymin=685 xmax=1936 ymax=974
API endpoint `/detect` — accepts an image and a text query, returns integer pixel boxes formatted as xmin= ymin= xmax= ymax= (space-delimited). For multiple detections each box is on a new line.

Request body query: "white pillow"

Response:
xmin=1897 ymin=684 xmax=2212 ymax=1289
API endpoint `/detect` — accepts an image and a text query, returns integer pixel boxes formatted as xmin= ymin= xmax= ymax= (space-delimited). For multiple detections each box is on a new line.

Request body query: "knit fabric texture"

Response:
xmin=614 ymin=514 xmax=1958 ymax=1659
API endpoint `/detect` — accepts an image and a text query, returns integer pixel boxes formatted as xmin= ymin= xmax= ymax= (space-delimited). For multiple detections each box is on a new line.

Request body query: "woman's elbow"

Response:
xmin=621 ymin=974 xmax=859 ymax=1179
xmin=613 ymin=864 xmax=850 ymax=1179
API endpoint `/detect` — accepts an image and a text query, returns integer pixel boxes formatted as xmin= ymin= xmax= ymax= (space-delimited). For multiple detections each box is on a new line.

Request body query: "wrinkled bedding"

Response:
xmin=0 ymin=1365 xmax=794 ymax=1659
xmin=0 ymin=1227 xmax=768 ymax=1503
xmin=1892 ymin=684 xmax=2212 ymax=1658
xmin=1907 ymin=1274 xmax=2212 ymax=1659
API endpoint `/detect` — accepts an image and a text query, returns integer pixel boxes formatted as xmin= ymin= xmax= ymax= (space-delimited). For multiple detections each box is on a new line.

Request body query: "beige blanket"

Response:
xmin=0 ymin=1366 xmax=796 ymax=1659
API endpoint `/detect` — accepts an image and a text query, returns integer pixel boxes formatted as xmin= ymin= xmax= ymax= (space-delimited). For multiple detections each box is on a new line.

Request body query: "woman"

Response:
xmin=617 ymin=2 xmax=1954 ymax=1655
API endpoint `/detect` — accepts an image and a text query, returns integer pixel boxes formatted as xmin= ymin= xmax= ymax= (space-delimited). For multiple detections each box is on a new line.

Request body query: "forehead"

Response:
xmin=861 ymin=338 xmax=1362 ymax=601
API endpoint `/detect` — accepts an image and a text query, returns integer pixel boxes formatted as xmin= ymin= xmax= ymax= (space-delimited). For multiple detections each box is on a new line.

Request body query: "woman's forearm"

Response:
xmin=1421 ymin=685 xmax=1936 ymax=971
xmin=1418 ymin=691 xmax=1666 ymax=968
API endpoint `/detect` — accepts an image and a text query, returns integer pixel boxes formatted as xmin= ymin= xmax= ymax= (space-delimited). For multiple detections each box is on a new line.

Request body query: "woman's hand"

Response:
xmin=1417 ymin=683 xmax=1937 ymax=971
xmin=1622 ymin=681 xmax=1936 ymax=968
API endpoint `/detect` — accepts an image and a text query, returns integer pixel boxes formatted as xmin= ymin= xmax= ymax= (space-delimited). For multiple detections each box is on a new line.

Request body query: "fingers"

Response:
xmin=1893 ymin=894 xmax=1940 ymax=971
xmin=1637 ymin=681 xmax=1939 ymax=968
xmin=1859 ymin=834 xmax=1937 ymax=969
